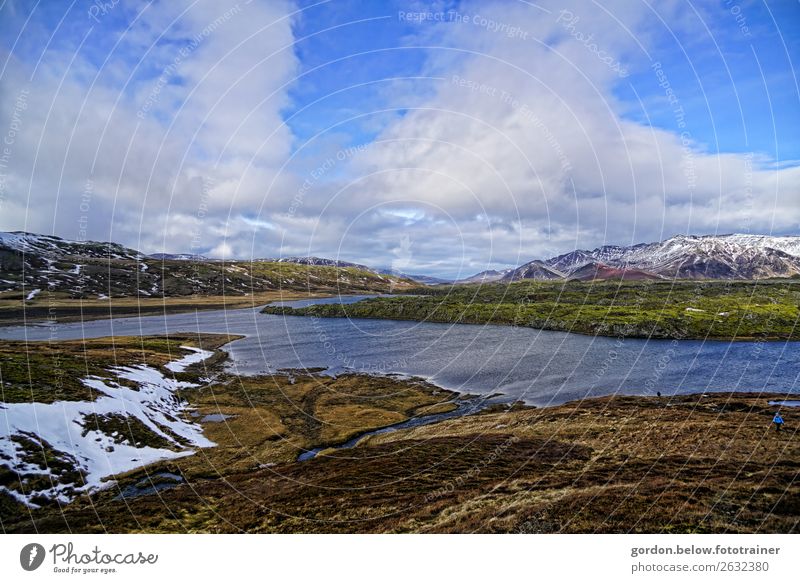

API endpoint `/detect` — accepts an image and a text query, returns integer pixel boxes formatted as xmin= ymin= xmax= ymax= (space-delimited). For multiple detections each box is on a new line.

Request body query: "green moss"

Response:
xmin=0 ymin=334 xmax=237 ymax=403
xmin=1 ymin=434 xmax=86 ymax=504
xmin=263 ymin=279 xmax=800 ymax=340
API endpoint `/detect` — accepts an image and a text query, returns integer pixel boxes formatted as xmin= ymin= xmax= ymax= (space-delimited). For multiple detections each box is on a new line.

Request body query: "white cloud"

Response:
xmin=1 ymin=0 xmax=797 ymax=276
xmin=0 ymin=0 xmax=299 ymax=254
xmin=272 ymin=0 xmax=799 ymax=274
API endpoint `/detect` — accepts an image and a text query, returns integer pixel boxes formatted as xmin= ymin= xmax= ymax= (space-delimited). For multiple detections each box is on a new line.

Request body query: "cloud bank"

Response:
xmin=0 ymin=0 xmax=797 ymax=277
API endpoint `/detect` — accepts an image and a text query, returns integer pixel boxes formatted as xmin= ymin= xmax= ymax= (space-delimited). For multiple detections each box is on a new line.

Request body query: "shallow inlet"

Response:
xmin=296 ymin=398 xmax=492 ymax=461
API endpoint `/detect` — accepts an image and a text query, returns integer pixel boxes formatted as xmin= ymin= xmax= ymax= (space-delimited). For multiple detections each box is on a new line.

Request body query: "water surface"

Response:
xmin=3 ymin=295 xmax=798 ymax=406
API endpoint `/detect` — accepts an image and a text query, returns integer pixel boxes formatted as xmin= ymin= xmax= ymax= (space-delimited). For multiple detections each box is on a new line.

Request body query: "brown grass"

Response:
xmin=1 ymin=335 xmax=797 ymax=534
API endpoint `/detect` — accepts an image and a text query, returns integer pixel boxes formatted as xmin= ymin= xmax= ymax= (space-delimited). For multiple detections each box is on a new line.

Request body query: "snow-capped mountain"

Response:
xmin=567 ymin=262 xmax=664 ymax=281
xmin=0 ymin=231 xmax=142 ymax=260
xmin=456 ymin=269 xmax=513 ymax=284
xmin=461 ymin=234 xmax=800 ymax=282
xmin=501 ymin=260 xmax=565 ymax=282
xmin=0 ymin=231 xmax=153 ymax=297
xmin=545 ymin=234 xmax=800 ymax=279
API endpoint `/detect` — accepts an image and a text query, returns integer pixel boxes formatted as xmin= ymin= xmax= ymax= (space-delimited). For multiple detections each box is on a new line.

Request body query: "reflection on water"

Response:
xmin=2 ymin=295 xmax=798 ymax=406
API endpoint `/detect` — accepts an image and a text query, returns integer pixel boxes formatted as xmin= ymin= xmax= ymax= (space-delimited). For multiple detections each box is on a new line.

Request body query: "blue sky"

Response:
xmin=284 ymin=0 xmax=800 ymax=160
xmin=614 ymin=1 xmax=800 ymax=163
xmin=0 ymin=0 xmax=798 ymax=276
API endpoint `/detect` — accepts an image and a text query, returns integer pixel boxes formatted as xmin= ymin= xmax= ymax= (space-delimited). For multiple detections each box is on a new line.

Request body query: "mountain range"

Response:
xmin=2 ymin=232 xmax=799 ymax=299
xmin=460 ymin=234 xmax=800 ymax=282
xmin=0 ymin=232 xmax=414 ymax=297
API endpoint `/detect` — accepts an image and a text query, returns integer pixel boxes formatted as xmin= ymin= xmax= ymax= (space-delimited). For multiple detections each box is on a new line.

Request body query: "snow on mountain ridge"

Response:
xmin=523 ymin=234 xmax=800 ymax=281
xmin=0 ymin=231 xmax=142 ymax=260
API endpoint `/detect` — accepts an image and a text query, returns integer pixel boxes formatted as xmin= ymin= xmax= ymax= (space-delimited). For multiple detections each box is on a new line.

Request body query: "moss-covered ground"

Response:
xmin=263 ymin=279 xmax=800 ymax=340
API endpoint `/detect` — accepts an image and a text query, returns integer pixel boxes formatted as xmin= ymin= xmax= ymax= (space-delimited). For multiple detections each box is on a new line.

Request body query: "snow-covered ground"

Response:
xmin=25 ymin=288 xmax=41 ymax=301
xmin=0 ymin=348 xmax=215 ymax=507
xmin=0 ymin=231 xmax=143 ymax=260
xmin=165 ymin=346 xmax=214 ymax=373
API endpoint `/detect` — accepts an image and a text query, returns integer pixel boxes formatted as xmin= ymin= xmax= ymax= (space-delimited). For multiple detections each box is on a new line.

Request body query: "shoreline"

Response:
xmin=1 ymin=332 xmax=797 ymax=533
xmin=0 ymin=291 xmax=340 ymax=327
xmin=264 ymin=309 xmax=800 ymax=343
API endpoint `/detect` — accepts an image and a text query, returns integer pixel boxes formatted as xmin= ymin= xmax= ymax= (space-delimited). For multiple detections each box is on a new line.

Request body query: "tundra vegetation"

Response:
xmin=1 ymin=334 xmax=797 ymax=533
xmin=263 ymin=279 xmax=800 ymax=340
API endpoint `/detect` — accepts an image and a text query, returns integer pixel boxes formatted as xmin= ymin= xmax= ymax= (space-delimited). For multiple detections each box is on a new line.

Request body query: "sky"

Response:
xmin=0 ymin=0 xmax=798 ymax=278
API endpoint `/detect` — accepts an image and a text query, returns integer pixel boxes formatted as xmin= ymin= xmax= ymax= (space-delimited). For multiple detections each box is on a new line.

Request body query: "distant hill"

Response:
xmin=0 ymin=231 xmax=142 ymax=261
xmin=0 ymin=232 xmax=415 ymax=298
xmin=269 ymin=256 xmax=448 ymax=285
xmin=268 ymin=256 xmax=370 ymax=269
xmin=376 ymin=268 xmax=451 ymax=285
xmin=148 ymin=253 xmax=208 ymax=261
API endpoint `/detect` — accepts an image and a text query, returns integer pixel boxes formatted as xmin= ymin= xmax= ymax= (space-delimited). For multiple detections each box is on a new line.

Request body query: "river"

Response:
xmin=2 ymin=295 xmax=798 ymax=406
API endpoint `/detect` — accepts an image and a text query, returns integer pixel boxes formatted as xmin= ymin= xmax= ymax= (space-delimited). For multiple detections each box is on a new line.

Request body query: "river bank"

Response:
xmin=262 ymin=279 xmax=800 ymax=341
xmin=1 ymin=333 xmax=797 ymax=533
xmin=0 ymin=290 xmax=323 ymax=326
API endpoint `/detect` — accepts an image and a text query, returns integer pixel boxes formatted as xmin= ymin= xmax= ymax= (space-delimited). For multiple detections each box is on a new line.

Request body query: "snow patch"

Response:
xmin=164 ymin=346 xmax=214 ymax=373
xmin=0 ymin=355 xmax=215 ymax=506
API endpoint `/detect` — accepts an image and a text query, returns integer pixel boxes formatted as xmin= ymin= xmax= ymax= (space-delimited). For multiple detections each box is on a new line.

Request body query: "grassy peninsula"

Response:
xmin=262 ymin=279 xmax=800 ymax=340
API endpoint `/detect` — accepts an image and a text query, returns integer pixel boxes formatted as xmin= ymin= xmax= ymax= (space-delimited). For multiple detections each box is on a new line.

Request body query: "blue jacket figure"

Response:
xmin=772 ymin=413 xmax=784 ymax=432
